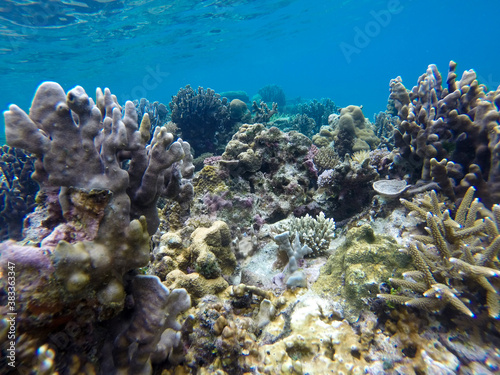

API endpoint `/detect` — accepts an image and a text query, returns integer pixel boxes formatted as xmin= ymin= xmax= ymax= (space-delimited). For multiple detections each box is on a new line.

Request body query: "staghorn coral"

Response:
xmin=169 ymin=84 xmax=234 ymax=155
xmin=0 ymin=145 xmax=38 ymax=241
xmin=274 ymin=211 xmax=335 ymax=256
xmin=378 ymin=187 xmax=500 ymax=319
xmin=390 ymin=61 xmax=500 ymax=207
xmin=251 ymin=100 xmax=278 ymax=123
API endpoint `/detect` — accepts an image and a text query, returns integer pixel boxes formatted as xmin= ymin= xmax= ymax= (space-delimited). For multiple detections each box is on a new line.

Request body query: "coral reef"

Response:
xmin=313 ymin=146 xmax=339 ymax=172
xmin=4 ymin=81 xmax=194 ymax=235
xmin=289 ymin=114 xmax=317 ymax=138
xmin=379 ymin=187 xmax=500 ymax=320
xmin=296 ymin=98 xmax=339 ymax=131
xmin=390 ymin=61 xmax=500 ymax=207
xmin=169 ymin=84 xmax=235 ymax=155
xmin=0 ymin=145 xmax=38 ymax=241
xmin=317 ymin=153 xmax=379 ymax=221
xmin=108 ymin=275 xmax=190 ymax=375
xmin=201 ymin=123 xmax=316 ymax=226
xmin=3 ymin=62 xmax=500 ymax=375
xmin=158 ymin=221 xmax=237 ymax=303
xmin=251 ymin=100 xmax=278 ymax=123
xmin=257 ymin=84 xmax=286 ymax=108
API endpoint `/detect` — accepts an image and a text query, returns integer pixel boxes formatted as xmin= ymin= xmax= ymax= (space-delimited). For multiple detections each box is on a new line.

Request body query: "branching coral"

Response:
xmin=378 ymin=187 xmax=500 ymax=319
xmin=274 ymin=211 xmax=335 ymax=256
xmin=296 ymin=98 xmax=339 ymax=131
xmin=0 ymin=145 xmax=38 ymax=240
xmin=134 ymin=97 xmax=170 ymax=141
xmin=251 ymin=100 xmax=278 ymax=123
xmin=390 ymin=61 xmax=500 ymax=207
xmin=274 ymin=231 xmax=312 ymax=288
xmin=169 ymin=84 xmax=234 ymax=155
xmin=257 ymin=84 xmax=286 ymax=108
xmin=4 ymin=81 xmax=194 ymax=235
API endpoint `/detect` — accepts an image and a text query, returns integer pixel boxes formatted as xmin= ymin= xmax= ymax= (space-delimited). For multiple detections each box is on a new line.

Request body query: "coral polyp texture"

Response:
xmin=390 ymin=61 xmax=500 ymax=207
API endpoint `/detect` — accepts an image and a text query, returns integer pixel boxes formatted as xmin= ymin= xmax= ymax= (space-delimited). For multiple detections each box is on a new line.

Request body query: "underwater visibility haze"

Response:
xmin=1 ymin=0 xmax=500 ymax=374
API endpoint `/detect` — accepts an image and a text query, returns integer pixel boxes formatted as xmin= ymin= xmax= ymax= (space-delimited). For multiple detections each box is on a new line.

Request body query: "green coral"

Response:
xmin=193 ymin=165 xmax=228 ymax=195
xmin=314 ymin=224 xmax=412 ymax=322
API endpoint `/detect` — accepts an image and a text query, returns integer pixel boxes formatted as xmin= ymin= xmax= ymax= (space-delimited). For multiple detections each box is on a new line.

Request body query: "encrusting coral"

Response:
xmin=378 ymin=187 xmax=500 ymax=319
xmin=314 ymin=224 xmax=412 ymax=322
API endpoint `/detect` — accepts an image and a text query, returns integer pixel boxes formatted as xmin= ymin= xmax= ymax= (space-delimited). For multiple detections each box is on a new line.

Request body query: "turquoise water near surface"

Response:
xmin=1 ymin=0 xmax=500 ymax=143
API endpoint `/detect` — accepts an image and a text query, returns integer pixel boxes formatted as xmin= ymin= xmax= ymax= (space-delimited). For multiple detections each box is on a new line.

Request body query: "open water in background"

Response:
xmin=1 ymin=0 xmax=500 ymax=144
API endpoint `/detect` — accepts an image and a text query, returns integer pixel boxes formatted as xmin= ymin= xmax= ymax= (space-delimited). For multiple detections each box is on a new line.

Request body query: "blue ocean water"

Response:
xmin=1 ymin=0 xmax=499 ymax=145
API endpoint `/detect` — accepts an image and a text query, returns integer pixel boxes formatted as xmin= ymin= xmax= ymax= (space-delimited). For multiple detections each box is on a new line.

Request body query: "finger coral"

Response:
xmin=390 ymin=61 xmax=500 ymax=207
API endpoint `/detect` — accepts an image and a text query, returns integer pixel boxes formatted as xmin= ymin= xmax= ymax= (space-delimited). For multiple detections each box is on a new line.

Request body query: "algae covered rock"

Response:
xmin=313 ymin=224 xmax=411 ymax=321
